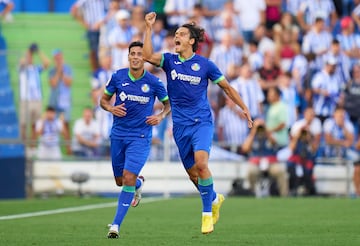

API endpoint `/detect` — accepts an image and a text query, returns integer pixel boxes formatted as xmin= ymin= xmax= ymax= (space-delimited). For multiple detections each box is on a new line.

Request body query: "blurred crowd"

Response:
xmin=11 ymin=0 xmax=360 ymax=197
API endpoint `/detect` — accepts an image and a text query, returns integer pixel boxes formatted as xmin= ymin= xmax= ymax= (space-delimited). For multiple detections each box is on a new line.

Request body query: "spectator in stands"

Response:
xmin=208 ymin=31 xmax=243 ymax=117
xmin=353 ymin=137 xmax=360 ymax=196
xmin=265 ymin=86 xmax=289 ymax=148
xmin=287 ymin=106 xmax=322 ymax=196
xmin=163 ymin=0 xmax=198 ymax=29
xmin=233 ymin=0 xmax=266 ymax=43
xmin=256 ymin=50 xmax=281 ymax=105
xmin=231 ymin=62 xmax=265 ymax=120
xmin=72 ymin=107 xmax=101 ymax=158
xmin=188 ymin=4 xmax=214 ymax=58
xmin=35 ymin=106 xmax=65 ymax=160
xmin=108 ymin=9 xmax=139 ymax=70
xmin=278 ymin=72 xmax=299 ymax=127
xmin=98 ymin=0 xmax=121 ymax=57
xmin=274 ymin=29 xmax=300 ymax=73
xmin=127 ymin=0 xmax=152 ymax=12
xmin=211 ymin=7 xmax=243 ymax=47
xmin=323 ymin=39 xmax=351 ymax=88
xmin=273 ymin=12 xmax=300 ymax=45
xmin=91 ymin=53 xmax=114 ymax=155
xmin=323 ymin=106 xmax=355 ymax=159
xmin=201 ymin=0 xmax=228 ymax=20
xmin=264 ymin=0 xmax=282 ymax=36
xmin=209 ymin=31 xmax=243 ymax=79
xmin=0 ymin=0 xmax=14 ymax=22
xmin=130 ymin=5 xmax=146 ymax=34
xmin=343 ymin=62 xmax=360 ymax=130
xmin=253 ymin=24 xmax=275 ymax=55
xmin=301 ymin=16 xmax=333 ymax=72
xmin=311 ymin=55 xmax=342 ymax=123
xmin=19 ymin=43 xmax=50 ymax=149
xmin=241 ymin=118 xmax=288 ymax=197
xmin=70 ymin=0 xmax=107 ymax=72
xmin=150 ymin=17 xmax=167 ymax=53
xmin=336 ymin=16 xmax=360 ymax=67
xmin=282 ymin=0 xmax=302 ymax=19
xmin=351 ymin=1 xmax=360 ymax=31
xmin=217 ymin=94 xmax=249 ymax=155
xmin=48 ymin=49 xmax=73 ymax=155
xmin=149 ymin=97 xmax=171 ymax=161
xmin=296 ymin=0 xmax=338 ymax=33
xmin=291 ymin=52 xmax=317 ymax=114
xmin=245 ymin=40 xmax=263 ymax=72
xmin=91 ymin=53 xmax=114 ymax=108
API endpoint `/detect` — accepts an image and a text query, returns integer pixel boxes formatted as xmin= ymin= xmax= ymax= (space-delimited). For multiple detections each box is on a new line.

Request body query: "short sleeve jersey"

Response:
xmin=104 ymin=68 xmax=168 ymax=139
xmin=160 ymin=53 xmax=224 ymax=125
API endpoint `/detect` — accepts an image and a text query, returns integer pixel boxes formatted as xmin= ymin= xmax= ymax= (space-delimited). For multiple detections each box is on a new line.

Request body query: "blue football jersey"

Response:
xmin=104 ymin=68 xmax=168 ymax=139
xmin=160 ymin=53 xmax=224 ymax=125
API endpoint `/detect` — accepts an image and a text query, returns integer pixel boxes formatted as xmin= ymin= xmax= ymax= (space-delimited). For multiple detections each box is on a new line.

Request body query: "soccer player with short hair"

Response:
xmin=100 ymin=41 xmax=171 ymax=239
xmin=143 ymin=12 xmax=253 ymax=234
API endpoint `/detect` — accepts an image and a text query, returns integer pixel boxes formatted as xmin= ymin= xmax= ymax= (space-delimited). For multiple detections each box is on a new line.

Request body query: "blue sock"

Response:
xmin=135 ymin=178 xmax=142 ymax=190
xmin=112 ymin=186 xmax=135 ymax=226
xmin=198 ymin=177 xmax=214 ymax=213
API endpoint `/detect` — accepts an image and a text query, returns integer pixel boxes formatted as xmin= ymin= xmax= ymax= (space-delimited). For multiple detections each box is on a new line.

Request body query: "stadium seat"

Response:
xmin=0 ymin=124 xmax=20 ymax=139
xmin=0 ymin=144 xmax=25 ymax=158
xmin=0 ymin=87 xmax=14 ymax=107
xmin=0 ymin=110 xmax=18 ymax=125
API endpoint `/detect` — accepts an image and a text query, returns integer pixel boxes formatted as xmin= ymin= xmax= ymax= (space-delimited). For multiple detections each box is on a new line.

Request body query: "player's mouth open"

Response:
xmin=175 ymin=41 xmax=181 ymax=46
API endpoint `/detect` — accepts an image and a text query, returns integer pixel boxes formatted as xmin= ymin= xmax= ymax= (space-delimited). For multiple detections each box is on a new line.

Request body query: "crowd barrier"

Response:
xmin=31 ymin=159 xmax=355 ymax=197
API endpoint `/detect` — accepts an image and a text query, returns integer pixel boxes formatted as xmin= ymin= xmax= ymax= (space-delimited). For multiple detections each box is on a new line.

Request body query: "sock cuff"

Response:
xmin=122 ymin=185 xmax=135 ymax=193
xmin=198 ymin=177 xmax=213 ymax=186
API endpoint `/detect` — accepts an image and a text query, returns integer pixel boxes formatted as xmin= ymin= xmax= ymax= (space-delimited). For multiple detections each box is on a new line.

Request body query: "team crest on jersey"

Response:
xmin=141 ymin=84 xmax=150 ymax=93
xmin=191 ymin=63 xmax=200 ymax=71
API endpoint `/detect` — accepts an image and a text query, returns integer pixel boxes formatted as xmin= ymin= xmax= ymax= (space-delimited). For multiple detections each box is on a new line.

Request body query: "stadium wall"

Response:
xmin=32 ymin=160 xmax=355 ymax=197
xmin=0 ymin=157 xmax=26 ymax=199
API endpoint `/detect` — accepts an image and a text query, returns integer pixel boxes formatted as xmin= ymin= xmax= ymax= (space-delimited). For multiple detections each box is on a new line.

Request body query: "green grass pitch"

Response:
xmin=0 ymin=196 xmax=359 ymax=245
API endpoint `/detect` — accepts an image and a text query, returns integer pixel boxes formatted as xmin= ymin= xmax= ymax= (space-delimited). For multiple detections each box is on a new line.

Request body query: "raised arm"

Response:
xmin=143 ymin=12 xmax=163 ymax=66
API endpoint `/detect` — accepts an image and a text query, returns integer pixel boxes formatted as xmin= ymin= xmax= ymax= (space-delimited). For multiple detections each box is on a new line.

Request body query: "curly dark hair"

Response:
xmin=181 ymin=22 xmax=205 ymax=52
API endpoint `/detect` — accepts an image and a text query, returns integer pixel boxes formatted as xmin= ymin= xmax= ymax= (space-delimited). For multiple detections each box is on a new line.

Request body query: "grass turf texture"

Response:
xmin=0 ymin=196 xmax=359 ymax=245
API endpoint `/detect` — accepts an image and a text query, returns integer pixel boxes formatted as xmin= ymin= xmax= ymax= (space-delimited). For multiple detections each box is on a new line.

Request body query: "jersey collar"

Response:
xmin=178 ymin=53 xmax=195 ymax=62
xmin=128 ymin=69 xmax=146 ymax=82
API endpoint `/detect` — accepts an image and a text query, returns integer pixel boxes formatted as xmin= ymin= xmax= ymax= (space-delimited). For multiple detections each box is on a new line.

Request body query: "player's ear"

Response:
xmin=189 ymin=38 xmax=195 ymax=45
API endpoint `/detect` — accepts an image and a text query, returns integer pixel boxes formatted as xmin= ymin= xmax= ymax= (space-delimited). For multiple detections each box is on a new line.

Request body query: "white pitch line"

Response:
xmin=0 ymin=197 xmax=163 ymax=221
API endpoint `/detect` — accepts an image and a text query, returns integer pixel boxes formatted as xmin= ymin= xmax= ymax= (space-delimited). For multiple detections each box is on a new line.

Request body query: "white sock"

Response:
xmin=202 ymin=212 xmax=212 ymax=216
xmin=212 ymin=193 xmax=218 ymax=204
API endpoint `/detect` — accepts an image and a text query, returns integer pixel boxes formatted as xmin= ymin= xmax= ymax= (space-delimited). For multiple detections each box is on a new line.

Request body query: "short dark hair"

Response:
xmin=181 ymin=22 xmax=205 ymax=52
xmin=270 ymin=86 xmax=282 ymax=97
xmin=128 ymin=41 xmax=143 ymax=52
xmin=46 ymin=106 xmax=56 ymax=112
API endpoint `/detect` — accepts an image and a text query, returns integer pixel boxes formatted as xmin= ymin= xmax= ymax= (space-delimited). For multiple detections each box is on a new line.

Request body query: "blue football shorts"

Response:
xmin=110 ymin=138 xmax=151 ymax=177
xmin=173 ymin=121 xmax=214 ymax=170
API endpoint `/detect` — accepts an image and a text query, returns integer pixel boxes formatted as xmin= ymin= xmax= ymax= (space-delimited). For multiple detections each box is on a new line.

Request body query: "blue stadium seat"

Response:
xmin=0 ymin=144 xmax=25 ymax=158
xmin=0 ymin=87 xmax=14 ymax=107
xmin=0 ymin=124 xmax=20 ymax=139
xmin=0 ymin=80 xmax=11 ymax=90
xmin=0 ymin=110 xmax=17 ymax=125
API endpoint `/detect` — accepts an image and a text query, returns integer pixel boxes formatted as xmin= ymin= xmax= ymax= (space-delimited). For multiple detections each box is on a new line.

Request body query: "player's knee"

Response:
xmin=196 ymin=165 xmax=209 ymax=175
